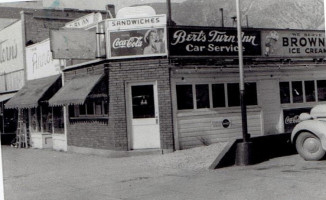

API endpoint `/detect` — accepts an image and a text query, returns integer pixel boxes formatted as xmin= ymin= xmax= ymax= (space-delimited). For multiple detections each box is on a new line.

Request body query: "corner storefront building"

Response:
xmin=45 ymin=13 xmax=326 ymax=154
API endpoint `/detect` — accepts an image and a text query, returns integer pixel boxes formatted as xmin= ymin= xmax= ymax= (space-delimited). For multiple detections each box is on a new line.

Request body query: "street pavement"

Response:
xmin=2 ymin=145 xmax=326 ymax=200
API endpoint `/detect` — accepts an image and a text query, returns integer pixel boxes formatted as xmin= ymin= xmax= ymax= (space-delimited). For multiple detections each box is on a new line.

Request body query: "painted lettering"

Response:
xmin=112 ymin=37 xmax=143 ymax=49
xmin=0 ymin=40 xmax=18 ymax=64
xmin=171 ymin=30 xmax=206 ymax=45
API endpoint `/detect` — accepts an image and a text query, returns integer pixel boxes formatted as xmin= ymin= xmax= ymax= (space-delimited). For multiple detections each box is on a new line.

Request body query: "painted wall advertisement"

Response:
xmin=168 ymin=27 xmax=261 ymax=57
xmin=26 ymin=39 xmax=61 ymax=80
xmin=0 ymin=20 xmax=24 ymax=92
xmin=0 ymin=20 xmax=24 ymax=73
xmin=283 ymin=108 xmax=311 ymax=133
xmin=106 ymin=15 xmax=167 ymax=59
xmin=261 ymin=30 xmax=326 ymax=57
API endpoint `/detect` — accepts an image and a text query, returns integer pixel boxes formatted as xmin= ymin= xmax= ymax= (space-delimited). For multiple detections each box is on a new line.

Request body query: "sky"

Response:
xmin=8 ymin=0 xmax=187 ymax=11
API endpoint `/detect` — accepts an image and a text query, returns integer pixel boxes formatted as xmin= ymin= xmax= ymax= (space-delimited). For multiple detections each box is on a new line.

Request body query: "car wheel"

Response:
xmin=295 ymin=131 xmax=326 ymax=161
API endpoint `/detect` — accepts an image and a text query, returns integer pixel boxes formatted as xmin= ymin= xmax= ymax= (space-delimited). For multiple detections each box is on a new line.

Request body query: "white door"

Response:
xmin=129 ymin=83 xmax=160 ymax=149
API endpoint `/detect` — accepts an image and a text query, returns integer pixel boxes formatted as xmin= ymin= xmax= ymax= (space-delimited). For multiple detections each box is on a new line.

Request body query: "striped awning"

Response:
xmin=0 ymin=92 xmax=16 ymax=103
xmin=49 ymin=73 xmax=104 ymax=106
xmin=5 ymin=75 xmax=61 ymax=109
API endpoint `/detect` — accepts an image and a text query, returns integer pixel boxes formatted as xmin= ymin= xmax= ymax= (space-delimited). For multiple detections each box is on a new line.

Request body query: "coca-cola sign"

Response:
xmin=168 ymin=27 xmax=261 ymax=57
xmin=283 ymin=108 xmax=311 ymax=133
xmin=108 ymin=28 xmax=167 ymax=59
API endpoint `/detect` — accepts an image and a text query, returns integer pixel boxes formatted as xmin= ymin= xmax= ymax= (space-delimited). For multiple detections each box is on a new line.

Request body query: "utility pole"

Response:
xmin=220 ymin=8 xmax=224 ymax=27
xmin=235 ymin=0 xmax=253 ymax=166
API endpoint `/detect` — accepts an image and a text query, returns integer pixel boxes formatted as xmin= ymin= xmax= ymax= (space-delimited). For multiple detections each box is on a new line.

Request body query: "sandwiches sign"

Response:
xmin=106 ymin=15 xmax=167 ymax=59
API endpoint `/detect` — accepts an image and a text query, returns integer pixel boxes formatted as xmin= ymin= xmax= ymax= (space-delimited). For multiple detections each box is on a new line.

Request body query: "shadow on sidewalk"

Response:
xmin=210 ymin=133 xmax=297 ymax=169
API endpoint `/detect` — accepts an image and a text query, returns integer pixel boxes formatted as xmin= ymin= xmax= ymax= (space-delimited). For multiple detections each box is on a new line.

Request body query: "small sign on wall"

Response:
xmin=211 ymin=119 xmax=231 ymax=128
xmin=222 ymin=119 xmax=231 ymax=128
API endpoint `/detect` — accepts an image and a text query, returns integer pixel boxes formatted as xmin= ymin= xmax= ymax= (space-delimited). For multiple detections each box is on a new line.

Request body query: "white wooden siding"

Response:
xmin=176 ymin=109 xmax=262 ymax=149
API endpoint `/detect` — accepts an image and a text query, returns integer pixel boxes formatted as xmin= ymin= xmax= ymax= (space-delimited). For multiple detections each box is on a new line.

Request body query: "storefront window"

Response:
xmin=69 ymin=99 xmax=108 ymax=119
xmin=30 ymin=106 xmax=64 ymax=134
xmin=279 ymin=82 xmax=290 ymax=104
xmin=245 ymin=83 xmax=258 ymax=106
xmin=52 ymin=107 xmax=64 ymax=134
xmin=176 ymin=85 xmax=193 ymax=110
xmin=196 ymin=84 xmax=209 ymax=109
xmin=227 ymin=83 xmax=240 ymax=107
xmin=30 ymin=108 xmax=41 ymax=132
xmin=305 ymin=81 xmax=315 ymax=102
xmin=212 ymin=84 xmax=225 ymax=108
xmin=176 ymin=82 xmax=258 ymax=110
xmin=292 ymin=81 xmax=303 ymax=103
xmin=280 ymin=80 xmax=326 ymax=104
xmin=317 ymin=80 xmax=326 ymax=101
xmin=41 ymin=106 xmax=52 ymax=133
xmin=86 ymin=102 xmax=94 ymax=115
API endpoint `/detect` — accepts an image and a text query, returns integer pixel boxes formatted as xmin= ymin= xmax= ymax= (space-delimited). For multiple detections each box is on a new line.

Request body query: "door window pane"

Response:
xmin=132 ymin=85 xmax=155 ymax=118
xmin=292 ymin=81 xmax=303 ymax=103
xmin=279 ymin=82 xmax=290 ymax=104
xmin=212 ymin=84 xmax=225 ymax=107
xmin=317 ymin=80 xmax=326 ymax=101
xmin=176 ymin=85 xmax=193 ymax=110
xmin=227 ymin=83 xmax=240 ymax=107
xmin=196 ymin=84 xmax=209 ymax=109
xmin=305 ymin=81 xmax=315 ymax=102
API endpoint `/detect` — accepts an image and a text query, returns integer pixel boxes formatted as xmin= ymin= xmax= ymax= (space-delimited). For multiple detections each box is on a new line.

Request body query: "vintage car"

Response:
xmin=291 ymin=104 xmax=326 ymax=161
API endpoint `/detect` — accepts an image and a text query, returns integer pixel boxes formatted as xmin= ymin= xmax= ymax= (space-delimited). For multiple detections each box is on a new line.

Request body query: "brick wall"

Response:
xmin=108 ymin=59 xmax=174 ymax=150
xmin=63 ymin=59 xmax=174 ymax=151
xmin=64 ymin=64 xmax=115 ymax=150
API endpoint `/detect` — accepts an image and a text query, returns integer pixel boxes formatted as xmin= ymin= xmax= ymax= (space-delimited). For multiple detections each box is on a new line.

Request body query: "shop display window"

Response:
xmin=29 ymin=105 xmax=64 ymax=134
xmin=176 ymin=85 xmax=194 ymax=110
xmin=52 ymin=107 xmax=64 ymax=133
xmin=176 ymin=82 xmax=258 ymax=110
xmin=196 ymin=84 xmax=209 ymax=109
xmin=41 ymin=106 xmax=52 ymax=133
xmin=30 ymin=107 xmax=41 ymax=132
xmin=280 ymin=80 xmax=326 ymax=104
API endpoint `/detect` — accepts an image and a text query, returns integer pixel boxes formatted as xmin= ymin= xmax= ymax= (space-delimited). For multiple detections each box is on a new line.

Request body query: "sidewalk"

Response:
xmin=2 ymin=145 xmax=326 ymax=200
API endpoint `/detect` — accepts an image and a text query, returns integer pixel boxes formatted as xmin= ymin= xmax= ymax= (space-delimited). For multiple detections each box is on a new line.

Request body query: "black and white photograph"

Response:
xmin=0 ymin=0 xmax=325 ymax=199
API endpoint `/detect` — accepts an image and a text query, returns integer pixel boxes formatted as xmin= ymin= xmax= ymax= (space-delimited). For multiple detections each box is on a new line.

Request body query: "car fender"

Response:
xmin=291 ymin=120 xmax=326 ymax=150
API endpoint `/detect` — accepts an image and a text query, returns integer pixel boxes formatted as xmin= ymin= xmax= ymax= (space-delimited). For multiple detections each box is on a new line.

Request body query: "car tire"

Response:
xmin=295 ymin=131 xmax=326 ymax=161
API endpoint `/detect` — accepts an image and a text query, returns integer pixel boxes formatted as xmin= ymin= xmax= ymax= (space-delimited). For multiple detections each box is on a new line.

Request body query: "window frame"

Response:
xmin=176 ymin=82 xmax=258 ymax=111
xmin=70 ymin=99 xmax=109 ymax=120
xmin=280 ymin=79 xmax=326 ymax=105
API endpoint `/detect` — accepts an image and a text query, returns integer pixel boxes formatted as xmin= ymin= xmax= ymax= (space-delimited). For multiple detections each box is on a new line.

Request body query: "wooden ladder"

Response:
xmin=15 ymin=109 xmax=28 ymax=148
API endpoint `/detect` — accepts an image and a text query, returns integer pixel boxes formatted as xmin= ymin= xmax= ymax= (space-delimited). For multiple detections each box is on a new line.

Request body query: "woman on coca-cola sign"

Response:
xmin=143 ymin=29 xmax=165 ymax=55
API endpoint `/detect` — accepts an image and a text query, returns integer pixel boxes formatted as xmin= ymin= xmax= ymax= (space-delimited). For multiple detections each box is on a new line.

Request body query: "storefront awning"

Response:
xmin=0 ymin=93 xmax=16 ymax=103
xmin=5 ymin=75 xmax=61 ymax=109
xmin=49 ymin=73 xmax=104 ymax=106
